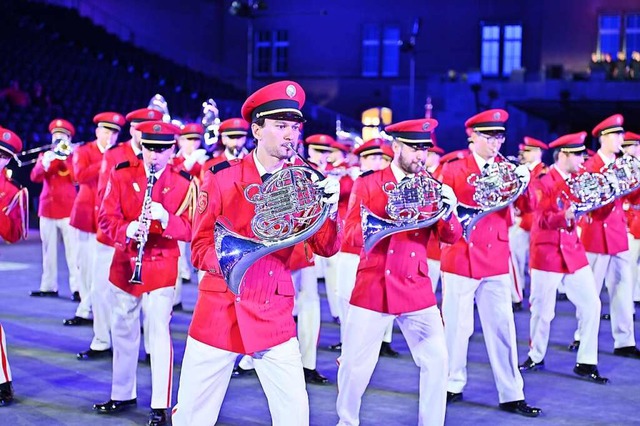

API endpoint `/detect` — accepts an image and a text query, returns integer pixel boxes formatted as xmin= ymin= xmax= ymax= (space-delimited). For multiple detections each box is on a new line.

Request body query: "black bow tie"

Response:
xmin=136 ymin=153 xmax=143 ymax=160
xmin=261 ymin=173 xmax=272 ymax=183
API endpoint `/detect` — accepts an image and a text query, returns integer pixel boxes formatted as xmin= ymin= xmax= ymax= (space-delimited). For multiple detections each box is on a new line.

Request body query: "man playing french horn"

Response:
xmin=336 ymin=118 xmax=460 ymax=426
xmin=172 ymin=80 xmax=342 ymax=426
xmin=440 ymin=109 xmax=542 ymax=417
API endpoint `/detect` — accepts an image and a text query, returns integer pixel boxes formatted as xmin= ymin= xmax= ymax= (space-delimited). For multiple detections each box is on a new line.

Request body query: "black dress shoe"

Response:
xmin=63 ymin=316 xmax=93 ymax=326
xmin=71 ymin=291 xmax=81 ymax=302
xmin=181 ymin=277 xmax=192 ymax=284
xmin=613 ymin=346 xmax=640 ymax=359
xmin=0 ymin=382 xmax=14 ymax=407
xmin=148 ymin=408 xmax=168 ymax=426
xmin=601 ymin=313 xmax=611 ymax=320
xmin=304 ymin=368 xmax=329 ymax=385
xmin=328 ymin=342 xmax=342 ymax=352
xmin=573 ymin=364 xmax=609 ymax=384
xmin=30 ymin=290 xmax=58 ymax=297
xmin=568 ymin=340 xmax=580 ymax=351
xmin=498 ymin=400 xmax=542 ymax=417
xmin=446 ymin=391 xmax=463 ymax=404
xmin=93 ymin=398 xmax=137 ymax=414
xmin=512 ymin=302 xmax=523 ymax=312
xmin=172 ymin=302 xmax=183 ymax=312
xmin=332 ymin=316 xmax=341 ymax=324
xmin=231 ymin=366 xmax=255 ymax=377
xmin=139 ymin=354 xmax=151 ymax=365
xmin=77 ymin=348 xmax=112 ymax=360
xmin=519 ymin=357 xmax=544 ymax=372
xmin=556 ymin=293 xmax=568 ymax=301
xmin=379 ymin=342 xmax=399 ymax=358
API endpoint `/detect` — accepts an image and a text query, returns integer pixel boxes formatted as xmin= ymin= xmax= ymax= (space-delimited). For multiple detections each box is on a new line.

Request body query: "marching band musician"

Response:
xmin=94 ymin=121 xmax=195 ymax=426
xmin=172 ymin=80 xmax=342 ymax=426
xmin=440 ymin=109 xmax=542 ymax=417
xmin=622 ymin=131 xmax=640 ymax=307
xmin=29 ymin=119 xmax=80 ymax=300
xmin=574 ymin=115 xmax=640 ymax=358
xmin=509 ymin=137 xmax=548 ymax=310
xmin=0 ymin=127 xmax=28 ymax=407
xmin=201 ymin=117 xmax=250 ymax=175
xmin=336 ymin=118 xmax=461 ymax=426
xmin=68 ymin=112 xmax=125 ymax=353
xmin=519 ymin=132 xmax=608 ymax=384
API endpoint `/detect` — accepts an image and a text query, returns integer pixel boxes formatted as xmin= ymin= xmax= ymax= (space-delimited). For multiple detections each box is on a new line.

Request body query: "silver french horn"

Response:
xmin=214 ymin=144 xmax=330 ymax=295
xmin=560 ymin=169 xmax=617 ymax=218
xmin=361 ymin=164 xmax=452 ymax=253
xmin=602 ymin=154 xmax=640 ymax=197
xmin=457 ymin=152 xmax=527 ymax=240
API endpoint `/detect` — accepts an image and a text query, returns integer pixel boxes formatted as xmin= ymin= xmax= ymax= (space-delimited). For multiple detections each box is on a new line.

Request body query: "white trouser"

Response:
xmin=427 ymin=258 xmax=441 ymax=294
xmin=579 ymin=251 xmax=636 ymax=348
xmin=73 ymin=229 xmax=96 ymax=319
xmin=442 ymin=272 xmax=524 ymax=403
xmin=292 ymin=266 xmax=320 ymax=370
xmin=337 ymin=305 xmax=447 ymax=426
xmin=509 ymin=226 xmax=529 ymax=303
xmin=336 ymin=252 xmax=393 ymax=344
xmin=174 ymin=269 xmax=183 ymax=306
xmin=628 ymin=234 xmax=640 ymax=302
xmin=177 ymin=240 xmax=191 ymax=281
xmin=528 ymin=267 xmax=601 ymax=365
xmin=0 ymin=324 xmax=11 ymax=383
xmin=39 ymin=217 xmax=79 ymax=293
xmin=88 ymin=242 xmax=115 ymax=351
xmin=111 ymin=285 xmax=174 ymax=409
xmin=173 ymin=337 xmax=308 ymax=426
xmin=142 ymin=293 xmax=152 ymax=355
xmin=319 ymin=254 xmax=341 ymax=318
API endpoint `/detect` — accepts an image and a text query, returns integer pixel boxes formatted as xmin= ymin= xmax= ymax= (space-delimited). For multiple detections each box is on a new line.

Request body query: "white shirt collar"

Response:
xmin=390 ymin=162 xmax=412 ymax=182
xmin=553 ymin=164 xmax=570 ymax=181
xmin=144 ymin=163 xmax=164 ymax=179
xmin=472 ymin=152 xmax=494 ymax=171
xmin=253 ymin=150 xmax=284 ymax=178
xmin=597 ymin=150 xmax=615 ymax=166
xmin=527 ymin=160 xmax=541 ymax=171
xmin=131 ymin=142 xmax=142 ymax=157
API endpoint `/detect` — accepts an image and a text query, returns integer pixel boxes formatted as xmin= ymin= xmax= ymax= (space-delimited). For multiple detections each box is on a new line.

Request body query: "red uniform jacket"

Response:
xmin=529 ymin=167 xmax=589 ymax=273
xmin=96 ymin=141 xmax=139 ymax=246
xmin=580 ymin=153 xmax=628 ymax=255
xmin=440 ymin=154 xmax=536 ymax=278
xmin=202 ymin=154 xmax=229 ymax=182
xmin=190 ymin=154 xmax=342 ymax=354
xmin=0 ymin=172 xmax=24 ymax=243
xmin=30 ymin=154 xmax=76 ymax=219
xmin=99 ymin=159 xmax=193 ymax=297
xmin=518 ymin=162 xmax=547 ymax=232
xmin=70 ymin=141 xmax=102 ymax=233
xmin=625 ymin=187 xmax=640 ymax=238
xmin=344 ymin=167 xmax=461 ymax=314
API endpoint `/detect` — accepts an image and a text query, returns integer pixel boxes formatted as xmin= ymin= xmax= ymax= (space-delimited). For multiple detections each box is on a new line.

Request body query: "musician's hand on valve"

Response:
xmin=150 ymin=201 xmax=170 ymax=228
xmin=126 ymin=220 xmax=148 ymax=241
xmin=565 ymin=205 xmax=576 ymax=222
xmin=440 ymin=184 xmax=458 ymax=209
xmin=317 ymin=176 xmax=340 ymax=216
xmin=514 ymin=165 xmax=531 ymax=185
xmin=42 ymin=151 xmax=55 ymax=171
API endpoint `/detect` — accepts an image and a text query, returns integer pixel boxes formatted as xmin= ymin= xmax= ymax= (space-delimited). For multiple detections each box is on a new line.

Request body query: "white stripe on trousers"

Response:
xmin=528 ymin=267 xmax=601 ymax=365
xmin=89 ymin=242 xmax=115 ymax=351
xmin=73 ymin=229 xmax=96 ymax=319
xmin=172 ymin=337 xmax=308 ymax=426
xmin=110 ymin=285 xmax=174 ymax=409
xmin=39 ymin=217 xmax=79 ymax=293
xmin=0 ymin=324 xmax=11 ymax=383
xmin=336 ymin=305 xmax=447 ymax=426
xmin=441 ymin=272 xmax=525 ymax=403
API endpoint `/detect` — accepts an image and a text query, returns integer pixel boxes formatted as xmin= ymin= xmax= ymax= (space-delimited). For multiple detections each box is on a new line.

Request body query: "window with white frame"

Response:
xmin=255 ymin=30 xmax=289 ymax=76
xmin=480 ymin=23 xmax=522 ymax=77
xmin=599 ymin=14 xmax=622 ymax=57
xmin=626 ymin=14 xmax=640 ymax=58
xmin=362 ymin=23 xmax=400 ymax=77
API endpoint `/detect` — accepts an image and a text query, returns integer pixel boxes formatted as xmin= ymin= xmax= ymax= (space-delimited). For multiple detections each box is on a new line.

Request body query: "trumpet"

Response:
xmin=130 ymin=164 xmax=158 ymax=284
xmin=457 ymin=152 xmax=527 ymax=240
xmin=15 ymin=139 xmax=77 ymax=167
xmin=214 ymin=143 xmax=330 ymax=295
xmin=361 ymin=162 xmax=451 ymax=253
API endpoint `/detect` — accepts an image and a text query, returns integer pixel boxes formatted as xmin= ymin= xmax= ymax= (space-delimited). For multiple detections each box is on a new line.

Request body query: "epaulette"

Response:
xmin=179 ymin=170 xmax=193 ymax=181
xmin=212 ymin=159 xmax=241 ymax=175
xmin=115 ymin=161 xmax=131 ymax=170
xmin=360 ymin=170 xmax=375 ymax=178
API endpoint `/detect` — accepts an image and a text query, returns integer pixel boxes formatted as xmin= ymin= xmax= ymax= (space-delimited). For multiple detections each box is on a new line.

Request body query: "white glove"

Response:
xmin=440 ymin=184 xmax=458 ymax=209
xmin=193 ymin=148 xmax=208 ymax=165
xmin=183 ymin=155 xmax=197 ymax=171
xmin=149 ymin=201 xmax=170 ymax=228
xmin=126 ymin=220 xmax=146 ymax=240
xmin=42 ymin=151 xmax=55 ymax=171
xmin=514 ymin=164 xmax=531 ymax=185
xmin=317 ymin=176 xmax=340 ymax=216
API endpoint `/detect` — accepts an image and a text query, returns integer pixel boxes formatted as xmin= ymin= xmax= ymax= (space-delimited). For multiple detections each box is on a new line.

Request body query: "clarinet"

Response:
xmin=130 ymin=164 xmax=158 ymax=284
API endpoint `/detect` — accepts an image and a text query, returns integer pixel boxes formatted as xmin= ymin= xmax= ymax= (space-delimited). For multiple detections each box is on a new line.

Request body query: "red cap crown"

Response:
xmin=137 ymin=121 xmax=181 ymax=145
xmin=623 ymin=131 xmax=640 ymax=146
xmin=219 ymin=118 xmax=250 ymax=136
xmin=548 ymin=131 xmax=587 ymax=153
xmin=241 ymin=81 xmax=306 ymax=123
xmin=353 ymin=139 xmax=384 ymax=157
xmin=465 ymin=109 xmax=509 ymax=132
xmin=305 ymin=134 xmax=336 ymax=152
xmin=330 ymin=140 xmax=351 ymax=153
xmin=440 ymin=149 xmax=470 ymax=164
xmin=428 ymin=145 xmax=445 ymax=155
xmin=93 ymin=112 xmax=126 ymax=132
xmin=381 ymin=144 xmax=394 ymax=160
xmin=592 ymin=114 xmax=624 ymax=137
xmin=0 ymin=128 xmax=23 ymax=156
xmin=181 ymin=123 xmax=205 ymax=137
xmin=126 ymin=108 xmax=164 ymax=123
xmin=523 ymin=136 xmax=548 ymax=150
xmin=385 ymin=118 xmax=438 ymax=149
xmin=48 ymin=118 xmax=75 ymax=137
